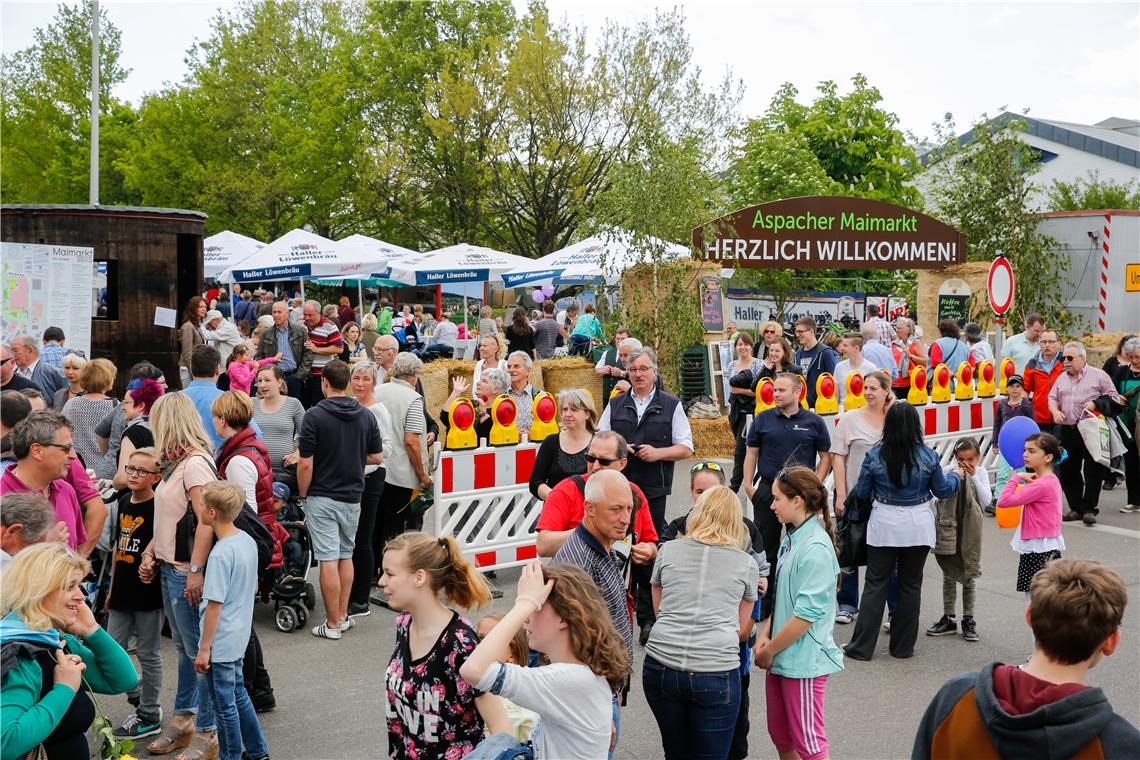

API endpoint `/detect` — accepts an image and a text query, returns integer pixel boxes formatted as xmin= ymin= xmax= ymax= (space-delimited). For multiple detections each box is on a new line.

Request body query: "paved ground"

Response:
xmin=101 ymin=460 xmax=1139 ymax=760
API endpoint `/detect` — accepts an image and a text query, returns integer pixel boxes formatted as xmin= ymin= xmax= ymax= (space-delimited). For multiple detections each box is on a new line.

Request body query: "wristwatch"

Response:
xmin=189 ymin=564 xmax=204 ymax=574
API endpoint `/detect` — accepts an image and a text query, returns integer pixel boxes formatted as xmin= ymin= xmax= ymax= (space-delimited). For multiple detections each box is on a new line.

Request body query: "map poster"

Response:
xmin=2 ymin=242 xmax=95 ymax=356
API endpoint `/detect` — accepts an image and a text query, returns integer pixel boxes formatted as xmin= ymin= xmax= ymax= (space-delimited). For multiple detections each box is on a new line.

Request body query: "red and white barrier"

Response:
xmin=431 ymin=440 xmax=544 ymax=573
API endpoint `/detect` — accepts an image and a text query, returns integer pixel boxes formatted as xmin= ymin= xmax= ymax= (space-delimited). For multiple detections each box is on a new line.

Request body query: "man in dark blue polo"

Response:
xmin=742 ymin=371 xmax=831 ymax=616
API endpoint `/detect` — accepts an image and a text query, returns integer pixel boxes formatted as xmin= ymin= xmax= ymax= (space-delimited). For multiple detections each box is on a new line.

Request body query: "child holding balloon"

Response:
xmin=996 ymin=432 xmax=1066 ymax=597
xmin=989 ymin=374 xmax=1034 ymax=513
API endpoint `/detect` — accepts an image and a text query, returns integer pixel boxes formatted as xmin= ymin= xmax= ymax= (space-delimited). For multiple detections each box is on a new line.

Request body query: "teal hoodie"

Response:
xmin=769 ymin=516 xmax=845 ymax=679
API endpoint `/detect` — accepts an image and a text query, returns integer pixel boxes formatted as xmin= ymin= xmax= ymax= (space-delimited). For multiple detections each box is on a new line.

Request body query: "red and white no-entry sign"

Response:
xmin=987 ymin=257 xmax=1015 ymax=316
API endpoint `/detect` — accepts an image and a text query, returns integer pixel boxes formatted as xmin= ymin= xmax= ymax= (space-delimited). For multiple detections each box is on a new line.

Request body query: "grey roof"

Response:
xmin=1 ymin=204 xmax=207 ymax=219
xmin=1034 ymin=117 xmax=1140 ymax=151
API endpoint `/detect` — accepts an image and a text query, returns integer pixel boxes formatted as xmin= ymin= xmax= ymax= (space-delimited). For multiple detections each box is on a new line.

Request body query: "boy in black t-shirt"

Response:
xmin=108 ymin=447 xmax=166 ymax=740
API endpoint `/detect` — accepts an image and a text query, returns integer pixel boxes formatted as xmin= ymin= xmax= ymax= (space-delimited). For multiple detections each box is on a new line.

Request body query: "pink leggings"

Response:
xmin=765 ymin=672 xmax=830 ymax=760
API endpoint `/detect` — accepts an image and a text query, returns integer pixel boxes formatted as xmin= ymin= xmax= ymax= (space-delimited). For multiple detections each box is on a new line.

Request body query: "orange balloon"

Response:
xmin=995 ymin=505 xmax=1022 ymax=529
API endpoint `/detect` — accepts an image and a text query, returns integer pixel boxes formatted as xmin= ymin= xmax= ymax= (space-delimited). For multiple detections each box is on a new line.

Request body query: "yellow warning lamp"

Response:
xmin=814 ymin=373 xmax=839 ymax=416
xmin=754 ymin=378 xmax=775 ymax=413
xmin=931 ymin=363 xmax=952 ymax=403
xmin=844 ymin=372 xmax=866 ymax=411
xmin=976 ymin=360 xmax=996 ymax=398
xmin=954 ymin=362 xmax=976 ymax=401
xmin=908 ymin=365 xmax=929 ymax=406
xmin=445 ymin=398 xmax=479 ymax=450
xmin=489 ymin=394 xmax=520 ymax=446
xmin=799 ymin=378 xmax=809 ymax=409
xmin=529 ymin=392 xmax=560 ymax=442
xmin=998 ymin=358 xmax=1016 ymax=395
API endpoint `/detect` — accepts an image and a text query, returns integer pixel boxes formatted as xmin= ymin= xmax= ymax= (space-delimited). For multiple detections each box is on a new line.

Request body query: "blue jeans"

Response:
xmin=161 ymin=564 xmax=216 ymax=732
xmin=838 ymin=563 xmax=900 ymax=617
xmin=206 ymin=659 xmax=268 ymax=760
xmin=642 ymin=655 xmax=740 ymax=760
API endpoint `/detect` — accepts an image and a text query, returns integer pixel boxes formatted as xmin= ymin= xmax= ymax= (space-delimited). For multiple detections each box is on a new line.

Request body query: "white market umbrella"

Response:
xmin=499 ymin=230 xmax=690 ymax=288
xmin=336 ymin=234 xmax=422 ymax=309
xmin=203 ymin=230 xmax=265 ymax=279
xmin=389 ymin=243 xmax=533 ymax=326
xmin=217 ymin=229 xmax=390 ymax=295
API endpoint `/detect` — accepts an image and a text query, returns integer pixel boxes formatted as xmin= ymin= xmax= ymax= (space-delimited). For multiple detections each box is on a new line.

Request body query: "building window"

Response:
xmin=93 ymin=260 xmax=118 ymax=320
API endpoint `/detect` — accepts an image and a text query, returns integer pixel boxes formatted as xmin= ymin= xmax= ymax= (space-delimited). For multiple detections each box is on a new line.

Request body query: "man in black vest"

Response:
xmin=598 ymin=346 xmax=693 ymax=643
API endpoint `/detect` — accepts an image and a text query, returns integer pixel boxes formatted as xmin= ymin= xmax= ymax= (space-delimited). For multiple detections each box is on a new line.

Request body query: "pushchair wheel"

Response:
xmin=294 ymin=605 xmax=307 ymax=628
xmin=275 ymin=606 xmax=297 ymax=633
xmin=304 ymin=583 xmax=317 ymax=610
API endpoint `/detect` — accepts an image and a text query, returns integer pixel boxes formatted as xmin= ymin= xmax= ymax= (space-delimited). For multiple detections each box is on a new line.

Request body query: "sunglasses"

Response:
xmin=585 ymin=453 xmax=620 ymax=466
xmin=1062 ymin=355 xmax=1077 ymax=362
xmin=690 ymin=461 xmax=724 ymax=474
xmin=0 ymin=357 xmax=10 ymax=366
xmin=125 ymin=464 xmax=160 ymax=476
xmin=39 ymin=442 xmax=73 ymax=454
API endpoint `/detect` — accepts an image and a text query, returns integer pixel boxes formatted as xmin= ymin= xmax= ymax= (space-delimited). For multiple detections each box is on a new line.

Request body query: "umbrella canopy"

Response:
xmin=388 ymin=243 xmax=534 ymax=286
xmin=499 ymin=231 xmax=690 ymax=288
xmin=203 ymin=230 xmax=265 ymax=279
xmin=218 ymin=229 xmax=388 ymax=284
xmin=337 ymin=234 xmax=422 ymax=280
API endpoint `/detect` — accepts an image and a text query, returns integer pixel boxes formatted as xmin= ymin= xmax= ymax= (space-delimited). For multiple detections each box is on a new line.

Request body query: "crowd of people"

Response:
xmin=1 ymin=291 xmax=1138 ymax=760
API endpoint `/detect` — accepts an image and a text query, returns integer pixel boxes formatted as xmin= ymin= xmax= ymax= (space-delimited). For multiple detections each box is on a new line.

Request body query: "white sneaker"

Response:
xmin=882 ymin=619 xmax=892 ymax=632
xmin=339 ymin=617 xmax=357 ymax=633
xmin=1119 ymin=504 xmax=1140 ymax=514
xmin=312 ymin=622 xmax=342 ymax=640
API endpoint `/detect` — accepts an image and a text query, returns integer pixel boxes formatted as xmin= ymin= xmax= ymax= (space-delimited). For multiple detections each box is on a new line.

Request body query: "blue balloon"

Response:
xmin=998 ymin=416 xmax=1040 ymax=469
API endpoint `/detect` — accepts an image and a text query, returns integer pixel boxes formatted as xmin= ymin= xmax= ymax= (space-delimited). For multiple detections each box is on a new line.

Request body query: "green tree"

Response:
xmin=724 ymin=75 xmax=921 ymax=319
xmin=1046 ymin=170 xmax=1140 ymax=211
xmin=1 ymin=0 xmax=137 ymax=204
xmin=923 ymin=113 xmax=1075 ymax=332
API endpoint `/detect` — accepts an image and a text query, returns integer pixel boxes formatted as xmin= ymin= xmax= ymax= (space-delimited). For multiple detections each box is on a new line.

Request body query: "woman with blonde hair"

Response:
xmin=137 ymin=392 xmax=220 ymax=759
xmin=0 ymin=542 xmax=138 ymax=759
xmin=471 ymin=333 xmax=507 ymax=390
xmin=478 ymin=305 xmax=498 ymax=338
xmin=380 ymin=532 xmax=508 ymax=759
xmin=359 ymin=312 xmax=380 ymax=357
xmin=528 ymin=389 xmax=596 ymax=500
xmin=461 ymin=563 xmax=631 ymax=759
xmin=60 ymin=357 xmax=117 ymax=468
xmin=643 ymin=485 xmax=760 ymax=760
xmin=51 ymin=351 xmax=87 ymax=410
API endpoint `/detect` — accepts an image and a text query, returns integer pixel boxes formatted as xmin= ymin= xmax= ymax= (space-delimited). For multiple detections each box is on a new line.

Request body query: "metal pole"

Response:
xmin=357 ymin=279 xmax=364 ymax=318
xmin=299 ymin=278 xmax=305 ymax=301
xmin=89 ymin=1 xmax=100 ymax=204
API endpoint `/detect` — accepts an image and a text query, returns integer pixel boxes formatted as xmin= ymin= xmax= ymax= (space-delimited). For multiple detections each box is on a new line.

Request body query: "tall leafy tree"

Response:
xmin=923 ymin=113 xmax=1074 ymax=332
xmin=1046 ymin=170 xmax=1140 ymax=211
xmin=1 ymin=0 xmax=136 ymax=204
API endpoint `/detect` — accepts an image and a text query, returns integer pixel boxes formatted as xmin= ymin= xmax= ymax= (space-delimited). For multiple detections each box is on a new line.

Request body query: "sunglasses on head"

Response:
xmin=690 ymin=461 xmax=724 ymax=475
xmin=585 ymin=453 xmax=620 ymax=466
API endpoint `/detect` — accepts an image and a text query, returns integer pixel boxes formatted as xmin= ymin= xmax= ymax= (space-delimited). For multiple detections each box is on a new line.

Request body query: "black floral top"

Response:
xmin=386 ymin=611 xmax=484 ymax=760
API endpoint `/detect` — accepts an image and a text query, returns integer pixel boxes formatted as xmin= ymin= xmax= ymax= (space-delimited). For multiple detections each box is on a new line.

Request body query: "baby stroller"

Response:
xmin=267 ymin=499 xmax=317 ymax=632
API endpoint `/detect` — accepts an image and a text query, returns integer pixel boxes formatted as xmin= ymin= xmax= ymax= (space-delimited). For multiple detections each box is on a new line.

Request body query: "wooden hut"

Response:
xmin=2 ymin=205 xmax=207 ymax=391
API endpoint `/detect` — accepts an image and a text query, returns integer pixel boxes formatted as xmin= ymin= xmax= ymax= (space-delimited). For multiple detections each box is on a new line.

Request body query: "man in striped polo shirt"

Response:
xmin=301 ymin=300 xmax=345 ymax=409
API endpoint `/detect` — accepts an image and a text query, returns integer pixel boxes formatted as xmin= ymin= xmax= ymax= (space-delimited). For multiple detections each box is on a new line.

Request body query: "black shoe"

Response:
xmin=251 ymin=690 xmax=276 ymax=713
xmin=347 ymin=602 xmax=371 ymax=617
xmin=127 ymin=694 xmax=140 ymax=709
xmin=1062 ymin=511 xmax=1081 ymax=522
xmin=113 ymin=711 xmax=162 ymax=739
xmin=926 ymin=614 xmax=957 ymax=636
xmin=639 ymin=623 xmax=653 ymax=646
xmin=1082 ymin=513 xmax=1097 ymax=526
xmin=1102 ymin=479 xmax=1115 ymax=491
xmin=984 ymin=502 xmax=996 ymax=516
xmin=961 ymin=616 xmax=979 ymax=642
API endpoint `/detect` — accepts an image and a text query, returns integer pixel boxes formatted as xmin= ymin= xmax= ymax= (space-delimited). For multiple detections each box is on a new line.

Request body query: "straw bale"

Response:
xmin=690 ymin=416 xmax=735 ymax=459
xmin=537 ymin=357 xmax=601 ymax=407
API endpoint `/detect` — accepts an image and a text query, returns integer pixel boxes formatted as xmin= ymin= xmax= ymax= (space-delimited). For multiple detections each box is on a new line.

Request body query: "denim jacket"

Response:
xmin=854 ymin=445 xmax=961 ymax=507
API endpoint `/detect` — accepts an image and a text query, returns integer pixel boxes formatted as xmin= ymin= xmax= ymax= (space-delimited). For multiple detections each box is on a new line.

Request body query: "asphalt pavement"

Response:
xmin=104 ymin=459 xmax=1139 ymax=760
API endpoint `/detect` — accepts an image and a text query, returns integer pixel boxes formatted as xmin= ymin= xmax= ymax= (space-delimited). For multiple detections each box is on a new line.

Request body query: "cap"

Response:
xmin=1006 ymin=373 xmax=1024 ymax=387
xmin=205 ymin=309 xmax=223 ymax=323
xmin=272 ymin=482 xmax=291 ymax=501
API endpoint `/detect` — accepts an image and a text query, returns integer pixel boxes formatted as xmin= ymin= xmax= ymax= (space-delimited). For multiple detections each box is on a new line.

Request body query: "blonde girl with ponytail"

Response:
xmin=379 ymin=532 xmax=508 ymax=760
xmin=755 ymin=466 xmax=844 ymax=760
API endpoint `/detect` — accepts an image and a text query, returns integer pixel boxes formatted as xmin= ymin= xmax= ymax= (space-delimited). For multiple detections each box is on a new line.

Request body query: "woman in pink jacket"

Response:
xmin=997 ymin=432 xmax=1065 ymax=597
xmin=225 ymin=343 xmax=279 ymax=395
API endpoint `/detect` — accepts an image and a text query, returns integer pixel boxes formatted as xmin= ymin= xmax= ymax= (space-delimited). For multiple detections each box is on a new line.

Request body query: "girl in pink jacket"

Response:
xmin=226 ymin=343 xmax=279 ymax=395
xmin=997 ymin=432 xmax=1065 ymax=597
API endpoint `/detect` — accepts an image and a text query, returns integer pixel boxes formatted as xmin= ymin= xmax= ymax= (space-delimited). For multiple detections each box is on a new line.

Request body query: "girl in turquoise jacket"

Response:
xmin=755 ymin=466 xmax=844 ymax=760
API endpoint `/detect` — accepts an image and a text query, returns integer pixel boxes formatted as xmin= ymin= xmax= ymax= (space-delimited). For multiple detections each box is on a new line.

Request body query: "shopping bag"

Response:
xmin=1077 ymin=411 xmax=1112 ymax=467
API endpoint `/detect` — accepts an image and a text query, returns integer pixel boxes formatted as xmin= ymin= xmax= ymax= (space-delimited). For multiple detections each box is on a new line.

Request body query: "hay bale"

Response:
xmin=537 ymin=357 xmax=601 ymax=407
xmin=690 ymin=416 xmax=735 ymax=459
xmin=420 ymin=359 xmax=476 ymax=426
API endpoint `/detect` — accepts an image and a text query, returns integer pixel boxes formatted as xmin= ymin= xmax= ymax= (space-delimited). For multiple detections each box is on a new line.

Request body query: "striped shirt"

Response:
xmin=554 ymin=524 xmax=633 ymax=660
xmin=306 ymin=317 xmax=342 ymax=376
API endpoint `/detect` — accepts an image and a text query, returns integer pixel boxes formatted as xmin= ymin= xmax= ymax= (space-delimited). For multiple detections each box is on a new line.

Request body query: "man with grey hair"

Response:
xmin=10 ymin=335 xmax=67 ymax=396
xmin=506 ymin=351 xmax=538 ymax=434
xmin=0 ymin=492 xmax=65 ymax=568
xmin=374 ymin=354 xmax=433 ymax=607
xmin=371 ymin=335 xmax=438 ymax=444
xmin=595 ymin=327 xmax=633 ymax=404
xmin=256 ymin=299 xmax=311 ymax=399
xmin=598 ymin=345 xmax=692 ymax=644
xmin=301 ymin=299 xmax=344 ymax=408
xmin=859 ymin=320 xmax=898 ymax=379
xmin=1 ymin=344 xmax=36 ymax=393
xmin=0 ymin=411 xmax=89 ymax=555
xmin=1048 ymin=341 xmax=1124 ymax=525
xmin=201 ymin=309 xmax=244 ymax=367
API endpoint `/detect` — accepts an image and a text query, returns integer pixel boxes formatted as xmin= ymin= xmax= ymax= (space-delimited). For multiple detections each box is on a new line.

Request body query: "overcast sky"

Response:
xmin=3 ymin=0 xmax=1137 ymax=141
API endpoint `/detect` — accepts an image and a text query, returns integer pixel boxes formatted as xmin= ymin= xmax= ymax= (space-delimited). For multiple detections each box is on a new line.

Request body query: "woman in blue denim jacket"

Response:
xmin=843 ymin=402 xmax=961 ymax=661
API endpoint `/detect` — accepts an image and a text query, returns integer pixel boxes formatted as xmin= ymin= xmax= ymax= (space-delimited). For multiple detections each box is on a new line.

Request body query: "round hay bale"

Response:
xmin=537 ymin=357 xmax=601 ymax=407
xmin=420 ymin=359 xmax=476 ymax=427
xmin=689 ymin=416 xmax=734 ymax=459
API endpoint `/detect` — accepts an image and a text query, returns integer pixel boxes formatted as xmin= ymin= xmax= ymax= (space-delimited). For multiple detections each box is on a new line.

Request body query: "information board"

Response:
xmin=699 ymin=275 xmax=725 ymax=332
xmin=1 ymin=242 xmax=95 ymax=356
